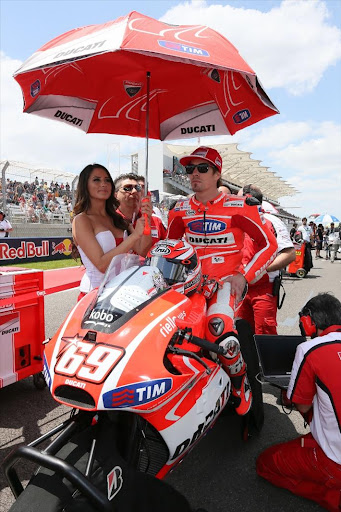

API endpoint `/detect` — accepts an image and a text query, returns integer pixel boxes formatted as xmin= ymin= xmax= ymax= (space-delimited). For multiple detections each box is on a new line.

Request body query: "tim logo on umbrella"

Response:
xmin=158 ymin=40 xmax=209 ymax=56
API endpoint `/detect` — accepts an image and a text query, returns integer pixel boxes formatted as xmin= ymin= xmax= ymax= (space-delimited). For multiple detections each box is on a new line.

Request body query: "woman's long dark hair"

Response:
xmin=72 ymin=163 xmax=128 ymax=259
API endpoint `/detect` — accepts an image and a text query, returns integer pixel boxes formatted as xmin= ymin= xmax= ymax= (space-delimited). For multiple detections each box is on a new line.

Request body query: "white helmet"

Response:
xmin=146 ymin=239 xmax=201 ymax=295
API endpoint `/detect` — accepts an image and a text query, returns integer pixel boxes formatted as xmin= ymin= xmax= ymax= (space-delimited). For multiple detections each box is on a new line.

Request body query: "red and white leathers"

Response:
xmin=167 ymin=192 xmax=277 ymax=415
xmin=257 ymin=327 xmax=341 ymax=511
xmin=239 ymin=213 xmax=294 ymax=334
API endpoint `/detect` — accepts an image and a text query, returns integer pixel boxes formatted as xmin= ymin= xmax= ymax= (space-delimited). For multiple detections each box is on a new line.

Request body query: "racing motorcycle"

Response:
xmin=4 ymin=240 xmax=263 ymax=512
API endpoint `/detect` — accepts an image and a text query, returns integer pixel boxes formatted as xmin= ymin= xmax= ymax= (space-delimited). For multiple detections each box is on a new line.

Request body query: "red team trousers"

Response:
xmin=256 ymin=433 xmax=341 ymax=511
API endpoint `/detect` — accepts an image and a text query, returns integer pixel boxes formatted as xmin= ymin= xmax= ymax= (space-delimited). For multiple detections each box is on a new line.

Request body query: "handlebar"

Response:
xmin=170 ymin=328 xmax=227 ymax=356
xmin=190 ymin=335 xmax=227 ymax=356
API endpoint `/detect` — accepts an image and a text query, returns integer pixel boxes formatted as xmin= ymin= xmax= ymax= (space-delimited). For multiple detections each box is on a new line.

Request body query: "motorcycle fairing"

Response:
xmin=42 ymin=256 xmax=232 ymax=479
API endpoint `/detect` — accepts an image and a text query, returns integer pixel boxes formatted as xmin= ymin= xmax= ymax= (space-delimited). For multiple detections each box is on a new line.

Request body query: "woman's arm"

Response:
xmin=73 ymin=213 xmax=144 ymax=273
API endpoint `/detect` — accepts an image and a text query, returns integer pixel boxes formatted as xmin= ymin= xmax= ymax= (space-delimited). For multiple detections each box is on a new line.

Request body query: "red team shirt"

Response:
xmin=166 ymin=192 xmax=277 ymax=282
xmin=287 ymin=327 xmax=341 ymax=465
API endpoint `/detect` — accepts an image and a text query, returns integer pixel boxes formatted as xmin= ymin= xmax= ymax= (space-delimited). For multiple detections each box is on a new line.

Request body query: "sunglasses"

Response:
xmin=120 ymin=184 xmax=142 ymax=193
xmin=185 ymin=163 xmax=211 ymax=174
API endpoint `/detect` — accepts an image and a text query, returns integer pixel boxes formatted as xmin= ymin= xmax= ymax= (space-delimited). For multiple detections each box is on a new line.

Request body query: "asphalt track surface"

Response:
xmin=1 ymin=256 xmax=341 ymax=512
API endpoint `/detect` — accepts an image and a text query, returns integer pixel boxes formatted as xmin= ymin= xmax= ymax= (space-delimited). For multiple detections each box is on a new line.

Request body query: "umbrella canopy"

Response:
xmin=313 ymin=214 xmax=340 ymax=227
xmin=14 ymin=11 xmax=278 ymax=141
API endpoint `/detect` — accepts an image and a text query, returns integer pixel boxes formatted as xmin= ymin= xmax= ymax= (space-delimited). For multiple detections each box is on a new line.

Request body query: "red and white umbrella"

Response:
xmin=14 ymin=11 xmax=278 ymax=142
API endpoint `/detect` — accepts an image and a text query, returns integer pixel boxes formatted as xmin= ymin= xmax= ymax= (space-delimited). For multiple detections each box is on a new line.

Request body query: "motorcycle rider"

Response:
xmin=166 ymin=146 xmax=277 ymax=415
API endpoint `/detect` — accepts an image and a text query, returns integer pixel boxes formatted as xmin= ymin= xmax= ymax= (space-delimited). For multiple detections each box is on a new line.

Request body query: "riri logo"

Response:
xmin=103 ymin=378 xmax=172 ymax=408
xmin=158 ymin=40 xmax=209 ymax=56
xmin=188 ymin=219 xmax=227 ymax=234
xmin=233 ymin=109 xmax=251 ymax=124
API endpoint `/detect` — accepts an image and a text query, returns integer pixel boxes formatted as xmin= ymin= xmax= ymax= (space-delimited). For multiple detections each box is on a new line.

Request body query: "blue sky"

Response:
xmin=1 ymin=0 xmax=341 ymax=219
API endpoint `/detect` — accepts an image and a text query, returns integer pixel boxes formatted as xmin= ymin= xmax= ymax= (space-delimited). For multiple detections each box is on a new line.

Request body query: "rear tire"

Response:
xmin=236 ymin=318 xmax=264 ymax=437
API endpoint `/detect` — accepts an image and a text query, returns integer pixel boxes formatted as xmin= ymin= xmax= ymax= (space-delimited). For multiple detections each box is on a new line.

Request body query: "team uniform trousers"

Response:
xmin=236 ymin=281 xmax=277 ymax=335
xmin=238 ymin=213 xmax=293 ymax=335
xmin=257 ymin=432 xmax=341 ymax=511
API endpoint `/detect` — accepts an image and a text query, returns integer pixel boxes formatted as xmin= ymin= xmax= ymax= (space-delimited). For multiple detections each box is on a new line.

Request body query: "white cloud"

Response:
xmin=269 ymin=121 xmax=341 ymax=175
xmin=281 ymin=174 xmax=341 ymax=219
xmin=235 ymin=121 xmax=314 ymax=150
xmin=0 ymin=52 xmax=143 ymax=177
xmin=161 ymin=0 xmax=341 ymax=95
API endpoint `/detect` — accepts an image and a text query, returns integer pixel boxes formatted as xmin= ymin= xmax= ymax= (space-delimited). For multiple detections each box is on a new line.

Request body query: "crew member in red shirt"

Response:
xmin=167 ymin=146 xmax=277 ymax=415
xmin=114 ymin=173 xmax=166 ymax=245
xmin=257 ymin=293 xmax=341 ymax=511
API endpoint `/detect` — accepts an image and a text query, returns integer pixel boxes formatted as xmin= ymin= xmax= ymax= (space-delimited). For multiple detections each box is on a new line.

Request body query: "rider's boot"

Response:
xmin=217 ymin=332 xmax=252 ymax=416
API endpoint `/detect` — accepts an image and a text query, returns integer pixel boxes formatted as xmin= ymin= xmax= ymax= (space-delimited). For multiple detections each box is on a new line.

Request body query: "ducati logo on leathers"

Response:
xmin=208 ymin=317 xmax=224 ymax=337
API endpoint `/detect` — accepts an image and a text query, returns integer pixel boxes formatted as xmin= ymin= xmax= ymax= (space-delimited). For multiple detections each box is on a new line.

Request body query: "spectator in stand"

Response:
xmin=315 ymin=223 xmax=324 ymax=259
xmin=256 ymin=293 xmax=341 ymax=512
xmin=237 ymin=185 xmax=295 ymax=335
xmin=0 ymin=210 xmax=13 ymax=237
xmin=296 ymin=217 xmax=313 ymax=274
xmin=114 ymin=173 xmax=166 ymax=245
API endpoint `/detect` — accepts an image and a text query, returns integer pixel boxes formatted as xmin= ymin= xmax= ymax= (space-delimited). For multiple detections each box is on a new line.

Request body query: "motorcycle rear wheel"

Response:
xmin=236 ymin=318 xmax=264 ymax=438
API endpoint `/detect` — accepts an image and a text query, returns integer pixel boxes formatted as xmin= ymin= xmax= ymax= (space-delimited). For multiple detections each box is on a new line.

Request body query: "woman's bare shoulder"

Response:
xmin=73 ymin=212 xmax=91 ymax=226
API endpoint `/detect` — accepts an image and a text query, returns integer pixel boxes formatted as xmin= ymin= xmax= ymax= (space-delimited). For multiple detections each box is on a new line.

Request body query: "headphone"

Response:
xmin=299 ymin=310 xmax=317 ymax=338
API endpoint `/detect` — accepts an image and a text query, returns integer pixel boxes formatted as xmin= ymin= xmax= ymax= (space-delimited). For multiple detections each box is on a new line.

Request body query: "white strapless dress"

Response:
xmin=78 ymin=230 xmax=124 ymax=292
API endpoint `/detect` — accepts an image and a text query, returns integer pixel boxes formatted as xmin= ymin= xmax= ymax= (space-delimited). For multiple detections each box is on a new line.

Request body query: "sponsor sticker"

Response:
xmin=223 ymin=200 xmax=244 ymax=208
xmin=123 ymin=81 xmax=142 ymax=98
xmin=188 ymin=219 xmax=227 ymax=234
xmin=185 ymin=209 xmax=196 ymax=217
xmin=208 ymin=317 xmax=224 ymax=337
xmin=233 ymin=109 xmax=251 ymax=124
xmin=107 ymin=466 xmax=123 ymax=501
xmin=103 ymin=378 xmax=172 ymax=408
xmin=212 ymin=256 xmax=224 ymax=264
xmin=158 ymin=40 xmax=209 ymax=56
xmin=30 ymin=80 xmax=41 ymax=98
xmin=151 ymin=244 xmax=171 ymax=256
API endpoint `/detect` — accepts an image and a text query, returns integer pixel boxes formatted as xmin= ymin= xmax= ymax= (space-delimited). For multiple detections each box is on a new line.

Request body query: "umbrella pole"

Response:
xmin=145 ymin=71 xmax=151 ymax=194
xmin=142 ymin=71 xmax=151 ymax=236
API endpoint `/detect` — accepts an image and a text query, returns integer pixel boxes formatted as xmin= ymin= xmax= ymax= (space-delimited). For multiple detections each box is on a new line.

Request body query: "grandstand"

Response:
xmin=1 ymin=160 xmax=77 ymax=237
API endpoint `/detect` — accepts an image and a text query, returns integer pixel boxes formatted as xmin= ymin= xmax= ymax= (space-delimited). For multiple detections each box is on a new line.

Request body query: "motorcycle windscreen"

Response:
xmin=81 ymin=265 xmax=169 ymax=333
xmin=147 ymin=256 xmax=188 ymax=285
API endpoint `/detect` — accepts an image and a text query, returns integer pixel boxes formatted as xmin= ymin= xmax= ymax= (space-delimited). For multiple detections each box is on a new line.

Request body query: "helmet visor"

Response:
xmin=148 ymin=256 xmax=188 ymax=285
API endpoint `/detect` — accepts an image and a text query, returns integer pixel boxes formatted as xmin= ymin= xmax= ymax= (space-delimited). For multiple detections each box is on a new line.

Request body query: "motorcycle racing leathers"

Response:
xmin=167 ymin=192 xmax=277 ymax=415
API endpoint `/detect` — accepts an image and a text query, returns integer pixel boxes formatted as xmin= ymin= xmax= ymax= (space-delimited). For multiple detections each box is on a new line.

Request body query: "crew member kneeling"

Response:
xmin=256 ymin=293 xmax=341 ymax=512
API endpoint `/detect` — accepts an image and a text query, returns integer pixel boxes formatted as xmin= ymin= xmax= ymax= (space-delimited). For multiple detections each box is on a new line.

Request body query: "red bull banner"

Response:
xmin=0 ymin=237 xmax=73 ymax=264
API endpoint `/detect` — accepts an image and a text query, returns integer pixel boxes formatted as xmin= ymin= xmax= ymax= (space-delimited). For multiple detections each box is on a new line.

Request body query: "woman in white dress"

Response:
xmin=72 ymin=164 xmax=152 ymax=298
